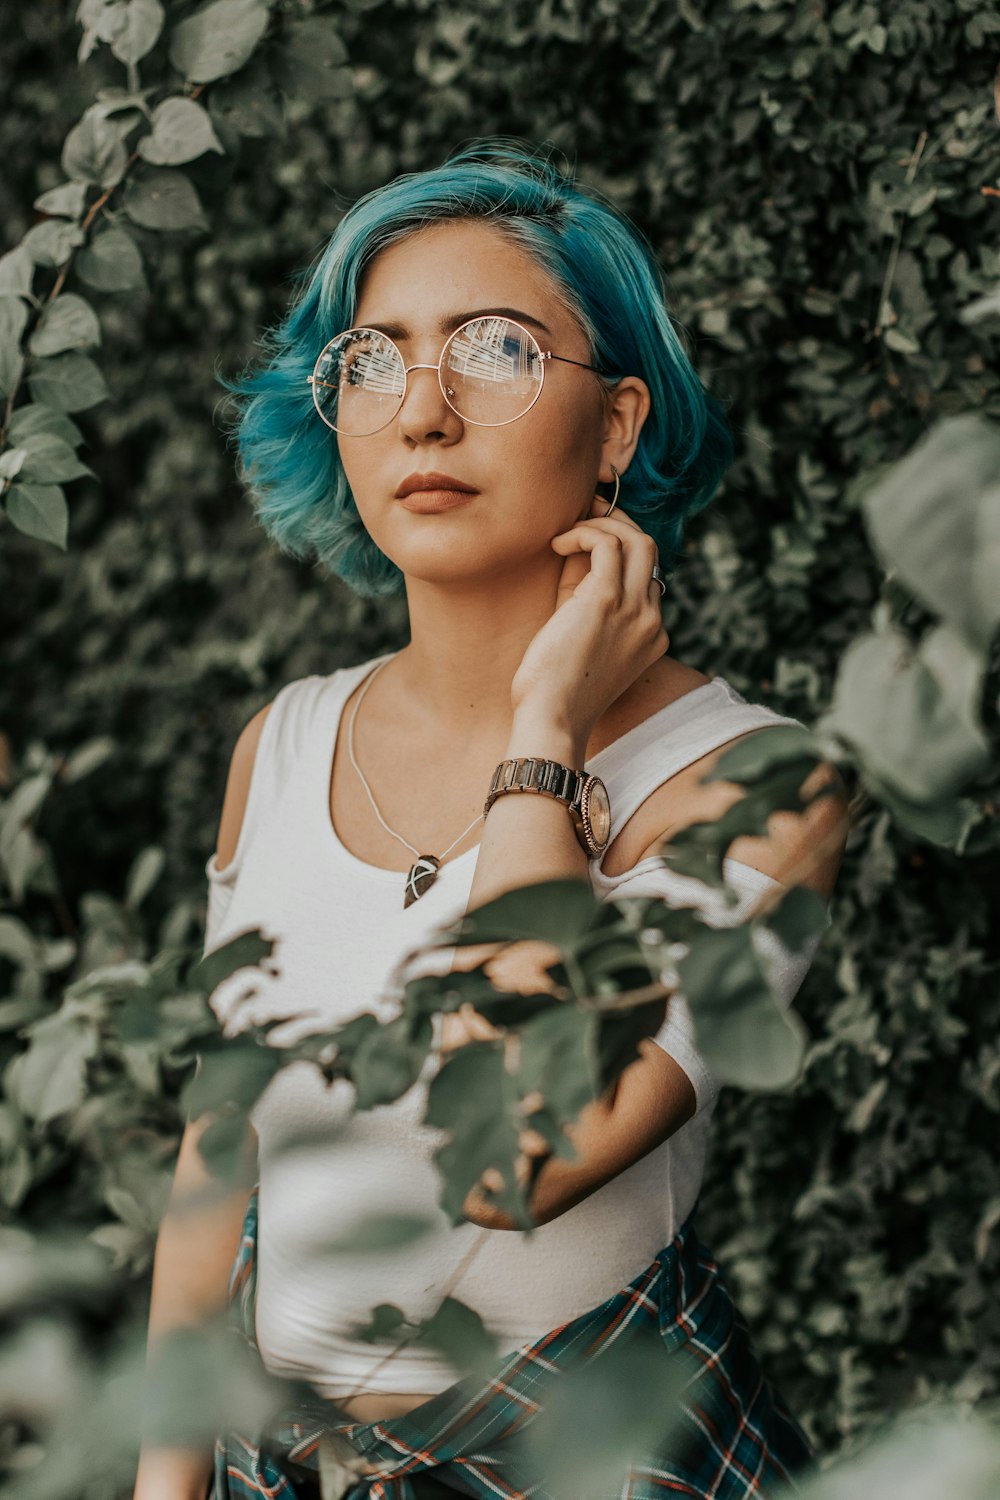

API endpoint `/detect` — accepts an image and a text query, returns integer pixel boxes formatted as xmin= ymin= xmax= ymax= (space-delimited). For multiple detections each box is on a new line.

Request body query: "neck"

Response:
xmin=387 ymin=553 xmax=565 ymax=739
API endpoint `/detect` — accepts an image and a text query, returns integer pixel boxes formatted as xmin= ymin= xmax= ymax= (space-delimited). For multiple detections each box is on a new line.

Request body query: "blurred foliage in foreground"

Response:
xmin=1 ymin=0 xmax=999 ymax=1495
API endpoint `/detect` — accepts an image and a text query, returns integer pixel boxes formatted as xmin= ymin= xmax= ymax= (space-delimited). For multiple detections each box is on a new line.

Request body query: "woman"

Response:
xmin=135 ymin=140 xmax=848 ymax=1500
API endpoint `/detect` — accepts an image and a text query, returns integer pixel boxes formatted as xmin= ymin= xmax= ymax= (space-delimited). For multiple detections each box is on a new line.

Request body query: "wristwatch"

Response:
xmin=484 ymin=757 xmax=612 ymax=860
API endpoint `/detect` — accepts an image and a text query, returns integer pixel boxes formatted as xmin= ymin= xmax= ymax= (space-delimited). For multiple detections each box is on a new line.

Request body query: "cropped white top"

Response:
xmin=202 ymin=654 xmax=826 ymax=1399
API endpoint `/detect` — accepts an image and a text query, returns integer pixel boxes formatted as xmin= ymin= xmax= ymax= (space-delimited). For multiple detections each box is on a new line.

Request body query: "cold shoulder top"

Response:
xmin=201 ymin=653 xmax=827 ymax=1400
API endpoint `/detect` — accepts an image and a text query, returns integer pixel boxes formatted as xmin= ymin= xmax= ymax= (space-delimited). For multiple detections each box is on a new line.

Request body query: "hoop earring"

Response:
xmin=600 ymin=464 xmax=620 ymax=516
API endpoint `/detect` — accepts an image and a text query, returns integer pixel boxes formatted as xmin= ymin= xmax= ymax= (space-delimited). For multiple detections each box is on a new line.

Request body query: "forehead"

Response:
xmin=353 ymin=219 xmax=572 ymax=333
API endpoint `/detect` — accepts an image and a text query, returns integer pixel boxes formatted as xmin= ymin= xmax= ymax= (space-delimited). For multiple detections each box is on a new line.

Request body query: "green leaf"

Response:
xmin=659 ymin=757 xmax=814 ymax=888
xmin=348 ymin=1302 xmax=409 ymax=1344
xmin=196 ymin=1109 xmax=259 ymax=1180
xmin=125 ymin=846 xmax=166 ymax=909
xmin=184 ymin=1038 xmax=281 ymax=1121
xmin=28 ymin=350 xmax=110 ymax=413
xmin=524 ymin=1325 xmax=692 ymax=1500
xmin=186 ymin=927 xmax=275 ymax=996
xmin=425 ymin=1043 xmax=529 ymax=1227
xmin=762 ymin=884 xmax=831 ymax=954
xmin=0 ymin=447 xmax=26 ymax=482
xmin=61 ymin=110 xmax=128 ymax=188
xmin=447 ymin=877 xmax=603 ymax=947
xmin=0 ymin=245 xmax=34 ymax=298
xmin=820 ymin=625 xmax=990 ymax=805
xmin=0 ymin=294 xmax=28 ymax=397
xmin=0 ymin=346 xmax=23 ymax=399
xmin=209 ymin=57 xmax=286 ymax=141
xmin=351 ymin=1012 xmax=433 ymax=1109
xmin=862 ymin=412 xmax=1000 ymax=652
xmin=76 ymin=224 xmax=146 ymax=292
xmin=22 ymin=219 xmax=87 ymax=268
xmin=596 ymin=998 xmax=672 ymax=1089
xmin=138 ymin=96 xmax=225 ymax=165
xmin=109 ymin=0 xmax=165 ymax=65
xmin=854 ymin=772 xmax=981 ymax=851
xmin=124 ymin=170 xmax=210 ymax=232
xmin=7 ymin=403 xmax=84 ymax=448
xmin=705 ymin=723 xmax=820 ymax=786
xmin=7 ymin=1009 xmax=99 ymax=1122
xmin=32 ymin=181 xmax=90 ymax=220
xmin=271 ymin=17 xmax=351 ymax=102
xmin=307 ymin=1009 xmax=382 ymax=1081
xmin=517 ymin=1001 xmax=600 ymax=1124
xmin=169 ymin=0 xmax=271 ymax=84
xmin=677 ymin=924 xmax=808 ymax=1090
xmin=19 ymin=431 xmax=95 ymax=484
xmin=0 ymin=915 xmax=39 ymax=966
xmin=78 ymin=0 xmax=132 ymax=61
xmin=883 ymin=326 xmax=921 ymax=355
xmin=411 ymin=1295 xmax=499 ymax=1378
xmin=29 ymin=295 xmax=102 ymax=356
xmin=5 ymin=482 xmax=69 ymax=548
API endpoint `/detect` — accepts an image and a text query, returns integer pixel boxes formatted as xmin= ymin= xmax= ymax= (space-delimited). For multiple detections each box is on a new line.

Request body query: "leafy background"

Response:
xmin=1 ymin=1 xmax=999 ymax=1493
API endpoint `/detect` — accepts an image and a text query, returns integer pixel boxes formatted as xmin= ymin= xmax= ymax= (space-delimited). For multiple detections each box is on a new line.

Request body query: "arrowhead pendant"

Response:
xmin=404 ymin=854 xmax=441 ymax=908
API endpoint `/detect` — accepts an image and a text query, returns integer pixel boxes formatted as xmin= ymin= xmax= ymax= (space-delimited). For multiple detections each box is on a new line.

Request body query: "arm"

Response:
xmin=133 ymin=1115 xmax=257 ymax=1500
xmin=455 ymin=716 xmax=850 ymax=1233
xmin=133 ymin=711 xmax=269 ymax=1500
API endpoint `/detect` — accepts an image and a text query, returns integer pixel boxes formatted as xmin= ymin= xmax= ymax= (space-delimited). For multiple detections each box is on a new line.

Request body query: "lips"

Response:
xmin=395 ymin=471 xmax=479 ymax=499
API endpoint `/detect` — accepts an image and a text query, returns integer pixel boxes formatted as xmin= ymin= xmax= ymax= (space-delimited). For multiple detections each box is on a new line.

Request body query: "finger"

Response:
xmin=556 ymin=519 xmax=660 ymax=605
xmin=589 ymin=494 xmax=643 ymax=530
xmin=551 ymin=524 xmax=626 ymax=599
xmin=572 ymin=504 xmax=649 ymax=541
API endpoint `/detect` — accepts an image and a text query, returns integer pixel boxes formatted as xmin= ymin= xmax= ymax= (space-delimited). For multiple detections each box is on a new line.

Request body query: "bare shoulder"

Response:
xmin=598 ymin=659 xmax=850 ymax=900
xmin=214 ymin=702 xmax=274 ymax=873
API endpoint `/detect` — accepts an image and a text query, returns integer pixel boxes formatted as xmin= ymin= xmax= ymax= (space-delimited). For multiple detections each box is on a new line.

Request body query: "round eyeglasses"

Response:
xmin=306 ymin=314 xmax=611 ymax=436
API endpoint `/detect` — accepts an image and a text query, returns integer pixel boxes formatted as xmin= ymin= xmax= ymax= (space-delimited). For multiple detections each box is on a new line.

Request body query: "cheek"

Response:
xmin=337 ymin=442 xmax=386 ymax=522
xmin=517 ymin=393 xmax=602 ymax=491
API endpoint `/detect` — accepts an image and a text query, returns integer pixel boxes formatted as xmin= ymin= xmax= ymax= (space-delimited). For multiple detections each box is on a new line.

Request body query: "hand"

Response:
xmin=510 ymin=494 xmax=670 ymax=740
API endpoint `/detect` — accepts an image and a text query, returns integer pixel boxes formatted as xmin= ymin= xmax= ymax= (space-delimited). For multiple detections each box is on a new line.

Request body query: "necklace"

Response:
xmin=346 ymin=656 xmax=485 ymax=908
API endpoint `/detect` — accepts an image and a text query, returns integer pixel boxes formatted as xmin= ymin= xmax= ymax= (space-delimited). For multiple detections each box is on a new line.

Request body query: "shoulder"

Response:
xmin=215 ymin=705 xmax=273 ymax=872
xmin=213 ymin=674 xmax=331 ymax=872
xmin=599 ymin=659 xmax=850 ymax=899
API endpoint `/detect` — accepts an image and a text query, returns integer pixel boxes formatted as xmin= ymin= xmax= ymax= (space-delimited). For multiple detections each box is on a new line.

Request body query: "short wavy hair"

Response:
xmin=216 ymin=137 xmax=734 ymax=599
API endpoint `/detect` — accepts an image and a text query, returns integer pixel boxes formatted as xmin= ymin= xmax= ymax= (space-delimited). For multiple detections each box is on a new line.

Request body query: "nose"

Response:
xmin=396 ymin=360 xmax=461 ymax=443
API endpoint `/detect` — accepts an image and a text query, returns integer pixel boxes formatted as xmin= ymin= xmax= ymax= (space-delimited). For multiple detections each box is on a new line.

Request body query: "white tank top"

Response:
xmin=202 ymin=654 xmax=826 ymax=1399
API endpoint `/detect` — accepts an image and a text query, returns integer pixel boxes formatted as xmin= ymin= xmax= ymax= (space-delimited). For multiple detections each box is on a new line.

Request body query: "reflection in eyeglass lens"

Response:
xmin=340 ymin=335 xmax=404 ymax=396
xmin=313 ymin=317 xmax=543 ymax=433
xmin=446 ymin=317 xmax=538 ymax=386
xmin=444 ymin=319 xmax=541 ymax=424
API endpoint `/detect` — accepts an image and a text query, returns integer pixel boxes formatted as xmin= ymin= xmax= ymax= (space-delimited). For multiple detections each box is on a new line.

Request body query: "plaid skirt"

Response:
xmin=209 ymin=1187 xmax=816 ymax=1500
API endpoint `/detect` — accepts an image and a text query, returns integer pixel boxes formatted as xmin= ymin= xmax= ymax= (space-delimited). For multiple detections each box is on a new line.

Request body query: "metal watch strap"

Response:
xmin=484 ymin=756 xmax=584 ymax=815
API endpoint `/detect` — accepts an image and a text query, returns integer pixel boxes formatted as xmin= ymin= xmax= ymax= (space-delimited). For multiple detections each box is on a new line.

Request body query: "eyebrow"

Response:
xmin=356 ymin=307 xmax=553 ymax=339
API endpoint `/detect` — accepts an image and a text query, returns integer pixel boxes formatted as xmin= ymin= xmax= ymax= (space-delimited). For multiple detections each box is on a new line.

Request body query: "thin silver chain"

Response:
xmin=346 ymin=655 xmax=485 ymax=860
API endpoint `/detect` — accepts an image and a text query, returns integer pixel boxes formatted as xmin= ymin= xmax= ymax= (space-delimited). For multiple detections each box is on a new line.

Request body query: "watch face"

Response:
xmin=585 ymin=777 xmax=612 ymax=849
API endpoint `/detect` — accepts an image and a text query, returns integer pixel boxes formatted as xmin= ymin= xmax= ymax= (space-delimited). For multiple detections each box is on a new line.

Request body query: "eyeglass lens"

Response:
xmin=310 ymin=316 xmax=544 ymax=434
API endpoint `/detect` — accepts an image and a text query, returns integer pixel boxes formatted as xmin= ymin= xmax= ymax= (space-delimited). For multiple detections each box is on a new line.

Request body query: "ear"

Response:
xmin=599 ymin=376 xmax=651 ymax=483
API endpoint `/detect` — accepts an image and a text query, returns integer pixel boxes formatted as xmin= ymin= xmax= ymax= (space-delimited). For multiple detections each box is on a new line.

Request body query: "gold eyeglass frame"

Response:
xmin=306 ymin=314 xmax=613 ymax=435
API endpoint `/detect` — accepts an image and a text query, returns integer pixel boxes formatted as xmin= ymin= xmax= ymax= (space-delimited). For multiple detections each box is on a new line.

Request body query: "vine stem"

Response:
xmin=1 ymin=81 xmax=207 ymax=452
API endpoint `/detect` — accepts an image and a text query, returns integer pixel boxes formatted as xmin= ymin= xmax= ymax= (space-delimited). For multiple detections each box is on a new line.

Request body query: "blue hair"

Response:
xmin=215 ymin=137 xmax=734 ymax=599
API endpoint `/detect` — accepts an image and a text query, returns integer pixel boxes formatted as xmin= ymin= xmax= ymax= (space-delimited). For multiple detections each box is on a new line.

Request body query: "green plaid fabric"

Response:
xmin=210 ymin=1186 xmax=815 ymax=1499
